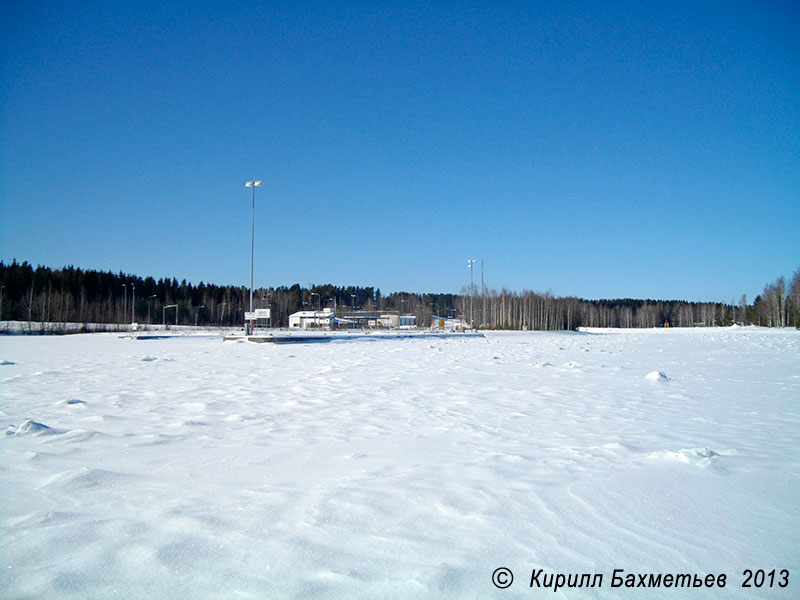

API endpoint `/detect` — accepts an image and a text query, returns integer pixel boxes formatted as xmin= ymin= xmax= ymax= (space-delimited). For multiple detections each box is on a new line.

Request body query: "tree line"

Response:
xmin=1 ymin=260 xmax=798 ymax=331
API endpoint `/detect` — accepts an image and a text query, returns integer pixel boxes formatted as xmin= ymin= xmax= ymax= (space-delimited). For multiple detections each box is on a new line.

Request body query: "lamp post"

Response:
xmin=147 ymin=295 xmax=157 ymax=324
xmin=467 ymin=259 xmax=476 ymax=328
xmin=163 ymin=304 xmax=178 ymax=326
xmin=481 ymin=259 xmax=485 ymax=327
xmin=245 ymin=180 xmax=262 ymax=333
xmin=310 ymin=292 xmax=320 ymax=328
xmin=131 ymin=283 xmax=135 ymax=325
xmin=194 ymin=305 xmax=205 ymax=327
xmin=218 ymin=302 xmax=227 ymax=325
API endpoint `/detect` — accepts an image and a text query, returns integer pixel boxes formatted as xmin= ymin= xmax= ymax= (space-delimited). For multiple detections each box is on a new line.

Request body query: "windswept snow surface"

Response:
xmin=1 ymin=328 xmax=798 ymax=598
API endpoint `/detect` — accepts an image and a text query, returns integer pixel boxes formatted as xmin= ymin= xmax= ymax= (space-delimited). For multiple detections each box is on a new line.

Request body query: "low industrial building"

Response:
xmin=289 ymin=308 xmax=335 ymax=329
xmin=289 ymin=309 xmax=418 ymax=330
xmin=375 ymin=314 xmax=416 ymax=328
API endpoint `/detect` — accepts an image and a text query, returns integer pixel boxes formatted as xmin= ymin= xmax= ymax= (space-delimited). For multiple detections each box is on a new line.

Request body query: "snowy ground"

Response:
xmin=1 ymin=328 xmax=798 ymax=599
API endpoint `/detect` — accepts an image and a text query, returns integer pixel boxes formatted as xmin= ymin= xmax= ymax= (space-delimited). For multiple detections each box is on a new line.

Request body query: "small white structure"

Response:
xmin=431 ymin=317 xmax=466 ymax=332
xmin=289 ymin=308 xmax=334 ymax=329
xmin=245 ymin=308 xmax=271 ymax=333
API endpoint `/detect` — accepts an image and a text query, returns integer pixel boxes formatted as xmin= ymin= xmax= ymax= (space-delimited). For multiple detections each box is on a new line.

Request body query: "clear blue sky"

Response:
xmin=2 ymin=0 xmax=798 ymax=302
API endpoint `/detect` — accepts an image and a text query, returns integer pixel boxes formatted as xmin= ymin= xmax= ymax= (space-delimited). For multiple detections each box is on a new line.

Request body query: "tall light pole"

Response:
xmin=481 ymin=259 xmax=485 ymax=327
xmin=246 ymin=180 xmax=262 ymax=332
xmin=147 ymin=295 xmax=157 ymax=324
xmin=131 ymin=283 xmax=135 ymax=325
xmin=467 ymin=259 xmax=476 ymax=328
xmin=163 ymin=304 xmax=178 ymax=326
xmin=310 ymin=292 xmax=320 ymax=327
xmin=218 ymin=302 xmax=228 ymax=325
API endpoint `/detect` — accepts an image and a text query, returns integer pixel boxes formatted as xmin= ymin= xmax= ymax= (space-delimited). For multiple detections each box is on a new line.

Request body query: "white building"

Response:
xmin=376 ymin=314 xmax=417 ymax=328
xmin=431 ymin=317 xmax=466 ymax=332
xmin=289 ymin=308 xmax=334 ymax=329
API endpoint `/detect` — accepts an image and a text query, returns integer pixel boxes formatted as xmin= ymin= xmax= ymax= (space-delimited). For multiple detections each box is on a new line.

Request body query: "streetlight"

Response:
xmin=218 ymin=302 xmax=228 ymax=325
xmin=264 ymin=293 xmax=272 ymax=328
xmin=131 ymin=282 xmax=135 ymax=325
xmin=195 ymin=305 xmax=205 ymax=327
xmin=467 ymin=259 xmax=476 ymax=328
xmin=147 ymin=295 xmax=157 ymax=324
xmin=163 ymin=304 xmax=178 ymax=326
xmin=310 ymin=292 xmax=320 ymax=328
xmin=246 ymin=180 xmax=262 ymax=333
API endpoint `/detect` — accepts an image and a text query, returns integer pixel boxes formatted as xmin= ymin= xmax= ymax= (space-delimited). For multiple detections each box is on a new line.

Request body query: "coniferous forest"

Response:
xmin=1 ymin=260 xmax=798 ymax=332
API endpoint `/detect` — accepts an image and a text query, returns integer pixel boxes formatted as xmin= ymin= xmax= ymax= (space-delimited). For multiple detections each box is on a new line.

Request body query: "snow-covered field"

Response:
xmin=2 ymin=328 xmax=798 ymax=599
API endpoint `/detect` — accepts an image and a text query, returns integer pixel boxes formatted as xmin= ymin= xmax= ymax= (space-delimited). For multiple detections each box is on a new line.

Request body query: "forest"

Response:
xmin=1 ymin=260 xmax=798 ymax=331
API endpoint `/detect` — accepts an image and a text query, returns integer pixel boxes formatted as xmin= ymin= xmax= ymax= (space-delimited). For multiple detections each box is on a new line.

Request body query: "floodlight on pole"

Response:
xmin=147 ymin=295 xmax=157 ymax=324
xmin=163 ymin=304 xmax=178 ymax=326
xmin=246 ymin=180 xmax=262 ymax=333
xmin=218 ymin=302 xmax=228 ymax=325
xmin=467 ymin=259 xmax=476 ymax=328
xmin=310 ymin=292 xmax=320 ymax=328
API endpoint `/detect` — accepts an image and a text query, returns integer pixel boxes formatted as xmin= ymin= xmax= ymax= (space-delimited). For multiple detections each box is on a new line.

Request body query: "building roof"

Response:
xmin=289 ymin=310 xmax=333 ymax=318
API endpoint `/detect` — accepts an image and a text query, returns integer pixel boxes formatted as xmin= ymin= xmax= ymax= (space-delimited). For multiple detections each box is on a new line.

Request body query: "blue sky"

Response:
xmin=2 ymin=0 xmax=798 ymax=302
